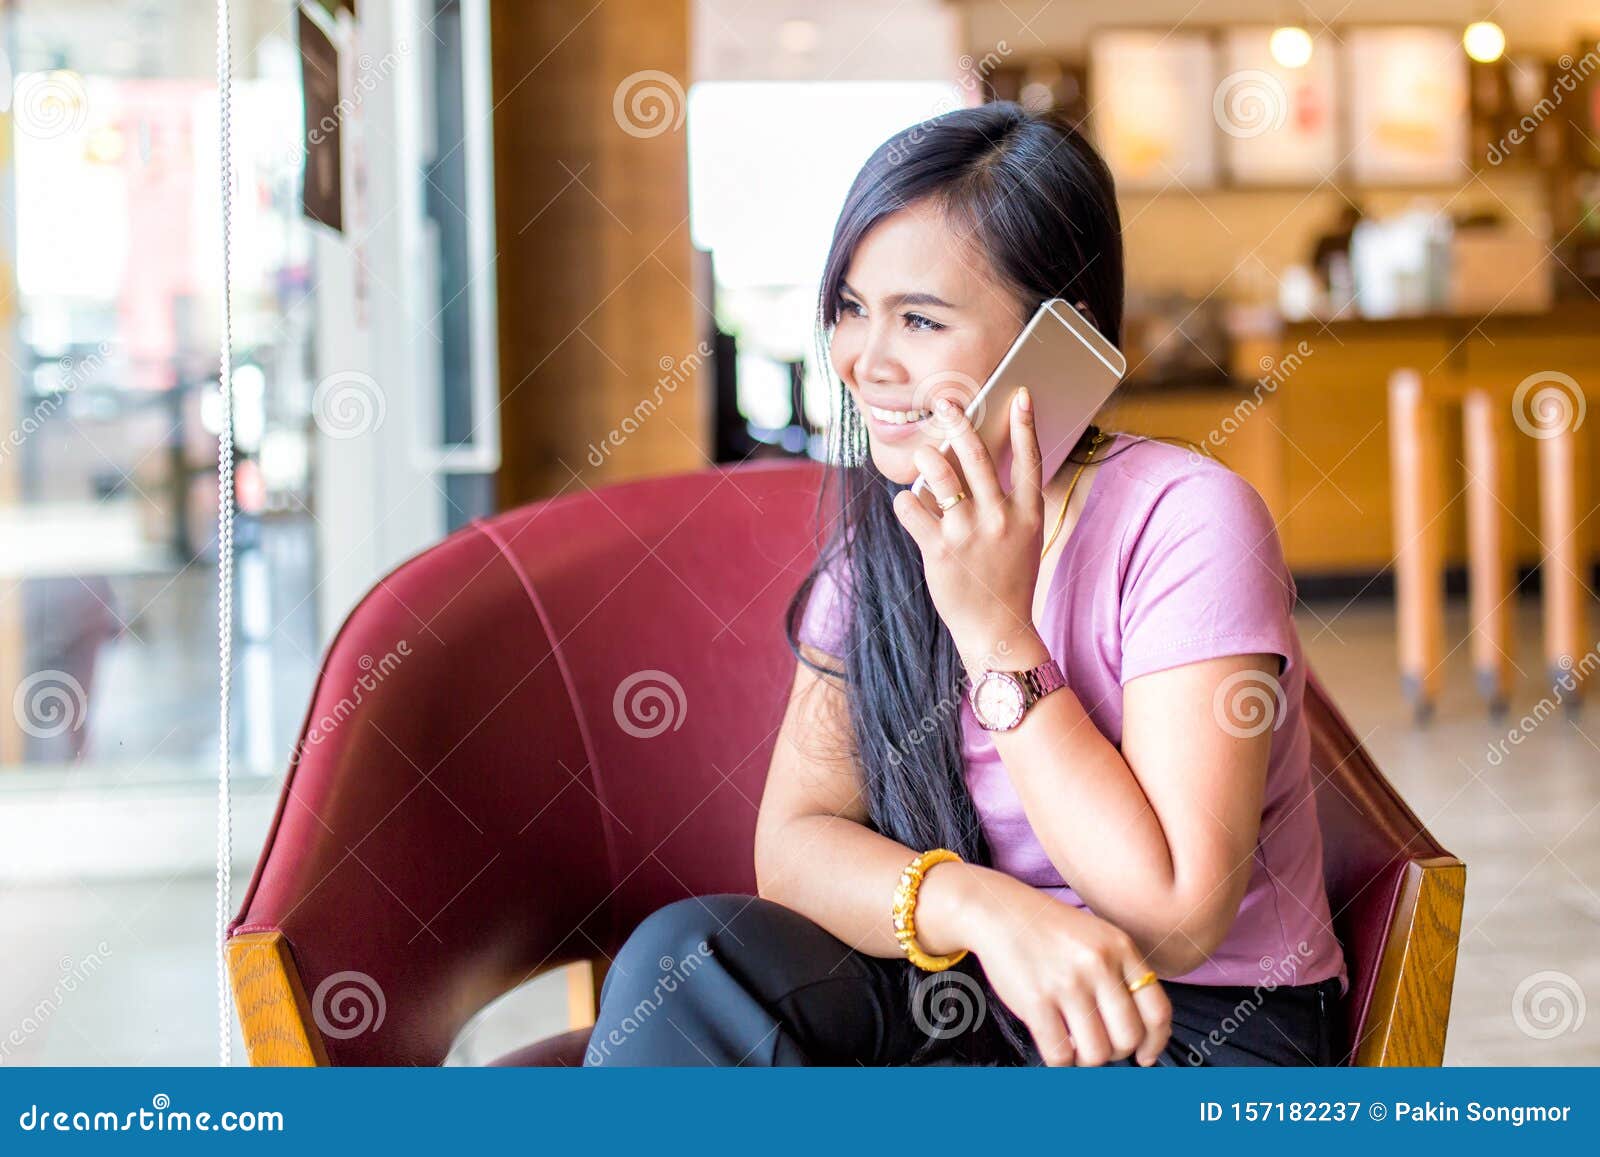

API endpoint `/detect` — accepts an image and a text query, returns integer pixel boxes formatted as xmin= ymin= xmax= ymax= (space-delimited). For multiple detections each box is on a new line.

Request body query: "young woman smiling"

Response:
xmin=582 ymin=101 xmax=1349 ymax=1068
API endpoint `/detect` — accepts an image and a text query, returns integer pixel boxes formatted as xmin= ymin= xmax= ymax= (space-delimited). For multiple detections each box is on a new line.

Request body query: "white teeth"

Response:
xmin=868 ymin=404 xmax=931 ymax=424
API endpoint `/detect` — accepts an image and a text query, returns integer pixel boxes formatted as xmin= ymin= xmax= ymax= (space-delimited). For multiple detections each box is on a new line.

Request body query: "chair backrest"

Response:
xmin=227 ymin=460 xmax=1461 ymax=1066
xmin=1302 ymin=670 xmax=1465 ymax=1063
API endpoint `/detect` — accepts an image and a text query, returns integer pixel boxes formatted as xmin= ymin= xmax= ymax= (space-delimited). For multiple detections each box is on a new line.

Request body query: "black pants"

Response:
xmin=581 ymin=893 xmax=1344 ymax=1067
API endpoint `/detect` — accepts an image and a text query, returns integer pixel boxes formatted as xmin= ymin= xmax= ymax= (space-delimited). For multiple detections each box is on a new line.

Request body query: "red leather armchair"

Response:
xmin=226 ymin=460 xmax=1465 ymax=1066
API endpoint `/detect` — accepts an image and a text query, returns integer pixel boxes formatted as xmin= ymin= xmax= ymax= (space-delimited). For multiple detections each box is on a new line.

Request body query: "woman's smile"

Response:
xmin=862 ymin=402 xmax=935 ymax=442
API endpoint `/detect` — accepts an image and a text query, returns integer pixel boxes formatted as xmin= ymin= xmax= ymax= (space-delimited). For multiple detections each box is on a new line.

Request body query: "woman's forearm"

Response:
xmin=754 ymin=815 xmax=988 ymax=958
xmin=959 ymin=629 xmax=1197 ymax=963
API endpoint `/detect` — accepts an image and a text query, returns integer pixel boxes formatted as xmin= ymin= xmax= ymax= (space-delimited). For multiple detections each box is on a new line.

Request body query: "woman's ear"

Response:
xmin=1073 ymin=299 xmax=1098 ymax=328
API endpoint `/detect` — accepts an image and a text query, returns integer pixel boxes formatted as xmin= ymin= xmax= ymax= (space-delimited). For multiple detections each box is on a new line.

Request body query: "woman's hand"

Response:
xmin=936 ymin=862 xmax=1172 ymax=1066
xmin=891 ymin=389 xmax=1045 ymax=661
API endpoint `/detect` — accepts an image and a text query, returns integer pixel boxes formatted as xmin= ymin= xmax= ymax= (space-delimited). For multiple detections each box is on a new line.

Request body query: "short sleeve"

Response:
xmin=796 ymin=549 xmax=851 ymax=659
xmin=1118 ymin=467 xmax=1297 ymax=685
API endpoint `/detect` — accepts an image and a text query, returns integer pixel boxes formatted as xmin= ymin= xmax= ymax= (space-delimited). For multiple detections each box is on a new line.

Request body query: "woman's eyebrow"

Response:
xmin=840 ymin=280 xmax=956 ymax=310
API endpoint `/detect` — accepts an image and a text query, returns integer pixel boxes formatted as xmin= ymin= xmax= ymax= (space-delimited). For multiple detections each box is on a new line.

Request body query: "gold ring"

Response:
xmin=1126 ymin=969 xmax=1158 ymax=994
xmin=935 ymin=491 xmax=967 ymax=512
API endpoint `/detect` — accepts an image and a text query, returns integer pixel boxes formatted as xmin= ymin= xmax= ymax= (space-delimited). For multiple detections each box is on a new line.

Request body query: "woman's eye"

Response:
xmin=904 ymin=312 xmax=944 ymax=332
xmin=840 ymin=299 xmax=866 ymax=319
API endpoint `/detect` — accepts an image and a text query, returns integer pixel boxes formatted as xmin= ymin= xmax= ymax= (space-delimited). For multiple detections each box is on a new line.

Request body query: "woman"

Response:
xmin=583 ymin=100 xmax=1348 ymax=1068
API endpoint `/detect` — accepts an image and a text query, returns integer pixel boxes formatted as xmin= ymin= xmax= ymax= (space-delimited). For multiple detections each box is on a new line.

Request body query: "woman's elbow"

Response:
xmin=751 ymin=823 xmax=789 ymax=902
xmin=753 ymin=804 xmax=832 ymax=901
xmin=1143 ymin=895 xmax=1245 ymax=976
xmin=753 ymin=861 xmax=782 ymax=902
xmin=1146 ymin=924 xmax=1226 ymax=977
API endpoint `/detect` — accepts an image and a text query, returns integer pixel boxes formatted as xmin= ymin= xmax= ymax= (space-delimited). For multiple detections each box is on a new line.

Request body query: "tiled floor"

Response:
xmin=1 ymin=598 xmax=1595 ymax=1066
xmin=1298 ymin=599 xmax=1600 ymax=1065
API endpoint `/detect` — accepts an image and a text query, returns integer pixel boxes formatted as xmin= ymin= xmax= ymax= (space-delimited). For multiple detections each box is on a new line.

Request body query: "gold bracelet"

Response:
xmin=891 ymin=848 xmax=970 ymax=972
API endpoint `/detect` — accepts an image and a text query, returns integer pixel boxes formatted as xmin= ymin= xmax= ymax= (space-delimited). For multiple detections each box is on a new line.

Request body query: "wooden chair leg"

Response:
xmin=1463 ymin=389 xmax=1514 ymax=715
xmin=1537 ymin=416 xmax=1589 ymax=711
xmin=227 ymin=931 xmax=329 ymax=1066
xmin=1389 ymin=370 xmax=1445 ymax=723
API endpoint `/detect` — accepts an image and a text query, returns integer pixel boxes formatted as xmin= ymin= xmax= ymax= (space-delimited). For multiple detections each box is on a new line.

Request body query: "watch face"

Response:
xmin=972 ymin=671 xmax=1026 ymax=730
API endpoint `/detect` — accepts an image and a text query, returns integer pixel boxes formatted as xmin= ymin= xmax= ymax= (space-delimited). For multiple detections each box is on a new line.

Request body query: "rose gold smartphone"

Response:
xmin=909 ymin=298 xmax=1126 ymax=503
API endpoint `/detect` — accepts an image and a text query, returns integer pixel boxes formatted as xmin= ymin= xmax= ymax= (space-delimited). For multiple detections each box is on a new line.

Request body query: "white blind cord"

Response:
xmin=214 ymin=0 xmax=235 ymax=1068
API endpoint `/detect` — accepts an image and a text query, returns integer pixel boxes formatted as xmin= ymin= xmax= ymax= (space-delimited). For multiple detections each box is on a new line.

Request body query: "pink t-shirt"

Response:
xmin=797 ymin=432 xmax=1350 ymax=995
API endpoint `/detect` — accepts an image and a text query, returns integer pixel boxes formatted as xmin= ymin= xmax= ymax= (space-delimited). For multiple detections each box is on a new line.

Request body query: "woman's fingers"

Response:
xmin=1093 ymin=977 xmax=1153 ymax=1065
xmin=1008 ymin=387 xmax=1043 ymax=513
xmin=909 ymin=443 xmax=972 ymax=522
xmin=1093 ymin=980 xmax=1145 ymax=1063
xmin=1021 ymin=1001 xmax=1075 ymax=1067
xmin=1060 ymin=989 xmax=1114 ymax=1067
xmin=1131 ymin=981 xmax=1174 ymax=1067
xmin=935 ymin=398 xmax=1005 ymax=510
xmin=891 ymin=487 xmax=942 ymax=549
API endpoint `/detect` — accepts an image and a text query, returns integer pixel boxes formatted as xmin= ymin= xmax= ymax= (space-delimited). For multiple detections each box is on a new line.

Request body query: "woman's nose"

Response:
xmin=853 ymin=323 xmax=905 ymax=388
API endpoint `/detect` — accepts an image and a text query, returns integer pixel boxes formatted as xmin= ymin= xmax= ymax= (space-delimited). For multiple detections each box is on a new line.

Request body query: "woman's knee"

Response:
xmin=604 ymin=893 xmax=757 ymax=1000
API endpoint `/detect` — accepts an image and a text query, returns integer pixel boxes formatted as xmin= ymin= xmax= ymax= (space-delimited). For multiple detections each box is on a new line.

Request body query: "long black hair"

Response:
xmin=783 ymin=100 xmax=1159 ymax=1063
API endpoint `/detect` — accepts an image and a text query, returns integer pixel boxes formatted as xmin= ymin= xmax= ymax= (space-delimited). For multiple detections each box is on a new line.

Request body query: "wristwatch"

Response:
xmin=968 ymin=658 xmax=1067 ymax=732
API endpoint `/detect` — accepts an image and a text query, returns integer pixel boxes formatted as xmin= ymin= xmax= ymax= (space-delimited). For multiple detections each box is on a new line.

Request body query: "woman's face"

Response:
xmin=828 ymin=199 xmax=1028 ymax=485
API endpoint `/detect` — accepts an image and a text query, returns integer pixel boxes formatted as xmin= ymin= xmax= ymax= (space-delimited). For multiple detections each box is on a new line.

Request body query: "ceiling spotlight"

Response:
xmin=1463 ymin=21 xmax=1505 ymax=64
xmin=1269 ymin=26 xmax=1313 ymax=70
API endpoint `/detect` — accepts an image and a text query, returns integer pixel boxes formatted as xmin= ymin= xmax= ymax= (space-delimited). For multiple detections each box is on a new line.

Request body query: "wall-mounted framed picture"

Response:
xmin=1088 ymin=29 xmax=1218 ymax=191
xmin=1345 ymin=26 xmax=1468 ymax=184
xmin=1216 ymin=26 xmax=1340 ymax=185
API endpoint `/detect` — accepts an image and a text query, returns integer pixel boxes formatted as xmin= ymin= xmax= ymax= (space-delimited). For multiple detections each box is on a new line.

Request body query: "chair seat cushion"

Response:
xmin=489 ymin=1027 xmax=592 ymax=1067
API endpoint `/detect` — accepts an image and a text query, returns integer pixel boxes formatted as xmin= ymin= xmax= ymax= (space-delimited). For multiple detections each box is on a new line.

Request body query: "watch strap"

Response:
xmin=1017 ymin=658 xmax=1066 ymax=706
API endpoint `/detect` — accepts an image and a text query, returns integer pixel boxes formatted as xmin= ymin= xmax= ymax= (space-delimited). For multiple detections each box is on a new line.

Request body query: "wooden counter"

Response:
xmin=1101 ymin=306 xmax=1600 ymax=579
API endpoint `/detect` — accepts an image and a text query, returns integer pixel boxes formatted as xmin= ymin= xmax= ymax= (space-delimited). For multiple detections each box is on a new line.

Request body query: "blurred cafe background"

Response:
xmin=1 ymin=0 xmax=1597 ymax=1065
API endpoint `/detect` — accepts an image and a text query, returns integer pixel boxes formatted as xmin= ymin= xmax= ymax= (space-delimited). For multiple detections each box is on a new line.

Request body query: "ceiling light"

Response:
xmin=1463 ymin=21 xmax=1505 ymax=64
xmin=1269 ymin=26 xmax=1313 ymax=69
